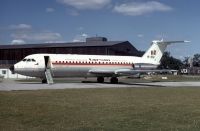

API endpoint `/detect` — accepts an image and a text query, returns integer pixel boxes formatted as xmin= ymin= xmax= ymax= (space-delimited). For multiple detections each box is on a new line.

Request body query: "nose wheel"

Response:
xmin=9 ymin=65 xmax=15 ymax=73
xmin=42 ymin=79 xmax=47 ymax=84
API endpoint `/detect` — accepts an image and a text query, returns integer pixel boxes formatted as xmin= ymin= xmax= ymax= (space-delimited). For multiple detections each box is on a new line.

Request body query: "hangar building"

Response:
xmin=0 ymin=37 xmax=142 ymax=69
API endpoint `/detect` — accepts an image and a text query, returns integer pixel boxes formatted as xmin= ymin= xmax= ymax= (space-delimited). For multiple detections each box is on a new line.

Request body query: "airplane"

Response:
xmin=9 ymin=40 xmax=189 ymax=84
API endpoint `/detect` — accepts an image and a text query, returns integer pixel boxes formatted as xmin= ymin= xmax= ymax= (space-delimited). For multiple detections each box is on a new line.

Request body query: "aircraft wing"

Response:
xmin=115 ymin=69 xmax=177 ymax=75
xmin=89 ymin=69 xmax=177 ymax=77
xmin=89 ymin=69 xmax=115 ymax=76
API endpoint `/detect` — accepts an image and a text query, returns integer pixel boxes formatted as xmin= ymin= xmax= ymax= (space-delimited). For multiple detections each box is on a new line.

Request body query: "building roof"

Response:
xmin=0 ymin=41 xmax=129 ymax=49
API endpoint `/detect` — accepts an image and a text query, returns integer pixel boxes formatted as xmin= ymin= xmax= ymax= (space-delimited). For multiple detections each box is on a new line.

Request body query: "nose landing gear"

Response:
xmin=9 ymin=65 xmax=15 ymax=73
xmin=42 ymin=79 xmax=47 ymax=84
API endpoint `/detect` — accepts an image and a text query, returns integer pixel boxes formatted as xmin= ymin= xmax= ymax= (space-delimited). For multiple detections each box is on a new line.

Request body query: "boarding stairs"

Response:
xmin=45 ymin=69 xmax=54 ymax=84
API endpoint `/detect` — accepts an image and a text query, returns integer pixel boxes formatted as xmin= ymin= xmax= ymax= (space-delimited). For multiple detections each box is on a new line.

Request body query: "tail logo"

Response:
xmin=147 ymin=50 xmax=157 ymax=59
xmin=151 ymin=50 xmax=157 ymax=55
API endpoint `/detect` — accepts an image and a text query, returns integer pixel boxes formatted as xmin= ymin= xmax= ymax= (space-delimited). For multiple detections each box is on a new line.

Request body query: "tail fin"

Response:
xmin=142 ymin=40 xmax=189 ymax=64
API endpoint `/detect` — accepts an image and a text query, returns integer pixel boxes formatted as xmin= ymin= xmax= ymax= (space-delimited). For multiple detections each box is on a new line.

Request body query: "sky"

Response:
xmin=0 ymin=0 xmax=199 ymax=59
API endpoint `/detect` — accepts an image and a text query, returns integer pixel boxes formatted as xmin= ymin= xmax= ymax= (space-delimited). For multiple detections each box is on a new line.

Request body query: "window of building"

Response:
xmin=2 ymin=70 xmax=6 ymax=74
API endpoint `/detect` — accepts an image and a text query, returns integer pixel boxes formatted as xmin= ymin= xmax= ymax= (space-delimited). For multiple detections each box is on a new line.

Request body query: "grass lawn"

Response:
xmin=1 ymin=87 xmax=200 ymax=131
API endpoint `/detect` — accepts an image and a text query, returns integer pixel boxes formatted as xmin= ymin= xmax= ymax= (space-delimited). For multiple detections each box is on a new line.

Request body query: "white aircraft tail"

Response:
xmin=142 ymin=40 xmax=189 ymax=65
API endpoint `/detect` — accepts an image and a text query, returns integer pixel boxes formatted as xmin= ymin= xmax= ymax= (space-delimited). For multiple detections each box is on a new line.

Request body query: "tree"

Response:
xmin=183 ymin=54 xmax=200 ymax=67
xmin=158 ymin=52 xmax=183 ymax=70
xmin=193 ymin=54 xmax=200 ymax=67
xmin=182 ymin=56 xmax=189 ymax=68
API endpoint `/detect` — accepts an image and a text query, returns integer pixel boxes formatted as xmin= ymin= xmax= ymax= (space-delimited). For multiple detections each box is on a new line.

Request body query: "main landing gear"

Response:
xmin=97 ymin=77 xmax=104 ymax=83
xmin=97 ymin=77 xmax=119 ymax=84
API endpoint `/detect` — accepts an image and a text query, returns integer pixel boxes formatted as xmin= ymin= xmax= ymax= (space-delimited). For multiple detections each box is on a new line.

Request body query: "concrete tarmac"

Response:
xmin=0 ymin=78 xmax=200 ymax=91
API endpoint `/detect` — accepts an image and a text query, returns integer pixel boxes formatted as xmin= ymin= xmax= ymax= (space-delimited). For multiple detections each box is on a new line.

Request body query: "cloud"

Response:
xmin=137 ymin=34 xmax=144 ymax=38
xmin=31 ymin=32 xmax=62 ymax=41
xmin=9 ymin=24 xmax=32 ymax=30
xmin=11 ymin=39 xmax=26 ymax=45
xmin=46 ymin=8 xmax=55 ymax=13
xmin=45 ymin=40 xmax=67 ymax=43
xmin=68 ymin=9 xmax=80 ymax=16
xmin=6 ymin=23 xmax=64 ymax=44
xmin=113 ymin=1 xmax=172 ymax=16
xmin=11 ymin=31 xmax=62 ymax=42
xmin=73 ymin=33 xmax=88 ymax=42
xmin=78 ymin=27 xmax=84 ymax=31
xmin=155 ymin=34 xmax=168 ymax=40
xmin=81 ymin=33 xmax=88 ymax=37
xmin=57 ymin=0 xmax=111 ymax=10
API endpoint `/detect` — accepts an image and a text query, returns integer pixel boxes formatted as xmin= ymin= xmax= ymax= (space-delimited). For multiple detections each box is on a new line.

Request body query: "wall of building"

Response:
xmin=0 ymin=69 xmax=33 ymax=79
xmin=0 ymin=47 xmax=108 ymax=68
xmin=181 ymin=67 xmax=200 ymax=75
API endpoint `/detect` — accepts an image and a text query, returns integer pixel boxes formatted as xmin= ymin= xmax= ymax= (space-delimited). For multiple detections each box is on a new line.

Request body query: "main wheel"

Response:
xmin=97 ymin=77 xmax=104 ymax=83
xmin=110 ymin=77 xmax=118 ymax=84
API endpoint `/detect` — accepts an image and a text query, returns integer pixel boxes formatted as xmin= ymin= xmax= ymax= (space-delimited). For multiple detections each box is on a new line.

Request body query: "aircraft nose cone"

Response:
xmin=9 ymin=65 xmax=15 ymax=73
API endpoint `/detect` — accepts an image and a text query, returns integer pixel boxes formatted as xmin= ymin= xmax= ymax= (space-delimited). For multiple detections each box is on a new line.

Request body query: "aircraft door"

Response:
xmin=44 ymin=56 xmax=54 ymax=84
xmin=44 ymin=56 xmax=51 ymax=69
xmin=44 ymin=56 xmax=54 ymax=75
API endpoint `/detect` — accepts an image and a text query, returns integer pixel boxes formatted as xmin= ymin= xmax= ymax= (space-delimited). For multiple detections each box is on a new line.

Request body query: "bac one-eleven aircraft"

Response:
xmin=10 ymin=40 xmax=189 ymax=84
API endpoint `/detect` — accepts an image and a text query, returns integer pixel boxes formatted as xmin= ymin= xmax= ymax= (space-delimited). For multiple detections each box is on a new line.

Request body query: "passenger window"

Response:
xmin=27 ymin=59 xmax=31 ymax=62
xmin=22 ymin=59 xmax=27 ymax=62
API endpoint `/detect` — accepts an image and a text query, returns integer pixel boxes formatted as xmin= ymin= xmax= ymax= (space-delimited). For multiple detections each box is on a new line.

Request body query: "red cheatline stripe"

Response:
xmin=52 ymin=63 xmax=132 ymax=67
xmin=52 ymin=61 xmax=134 ymax=66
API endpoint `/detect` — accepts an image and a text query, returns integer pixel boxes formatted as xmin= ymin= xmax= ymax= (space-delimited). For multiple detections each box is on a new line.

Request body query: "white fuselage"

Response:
xmin=14 ymin=54 xmax=157 ymax=78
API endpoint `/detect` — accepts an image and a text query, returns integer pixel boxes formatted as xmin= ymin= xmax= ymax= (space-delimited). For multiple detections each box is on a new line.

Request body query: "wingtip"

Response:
xmin=184 ymin=40 xmax=190 ymax=43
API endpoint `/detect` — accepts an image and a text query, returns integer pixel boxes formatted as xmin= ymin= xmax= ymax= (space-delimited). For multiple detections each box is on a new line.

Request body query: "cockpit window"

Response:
xmin=27 ymin=59 xmax=31 ymax=62
xmin=23 ymin=58 xmax=36 ymax=62
xmin=32 ymin=59 xmax=36 ymax=62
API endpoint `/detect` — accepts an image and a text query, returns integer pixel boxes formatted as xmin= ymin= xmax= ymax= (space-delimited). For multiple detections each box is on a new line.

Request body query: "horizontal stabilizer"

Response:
xmin=155 ymin=40 xmax=190 ymax=45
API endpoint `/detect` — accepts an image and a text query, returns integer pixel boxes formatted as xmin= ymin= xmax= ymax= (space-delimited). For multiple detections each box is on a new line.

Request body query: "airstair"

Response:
xmin=45 ymin=69 xmax=54 ymax=84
